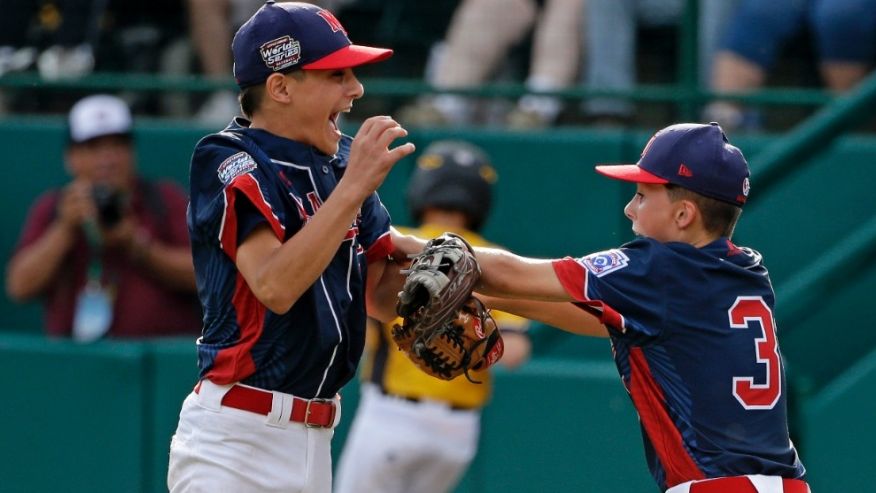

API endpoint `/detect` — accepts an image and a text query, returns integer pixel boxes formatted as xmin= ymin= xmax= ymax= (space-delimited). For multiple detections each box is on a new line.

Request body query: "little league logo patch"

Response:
xmin=260 ymin=35 xmax=301 ymax=71
xmin=580 ymin=249 xmax=630 ymax=277
xmin=217 ymin=152 xmax=257 ymax=184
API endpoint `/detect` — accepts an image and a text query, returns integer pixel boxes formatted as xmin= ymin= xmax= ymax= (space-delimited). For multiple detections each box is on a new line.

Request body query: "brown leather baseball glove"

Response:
xmin=393 ymin=297 xmax=504 ymax=383
xmin=393 ymin=233 xmax=504 ymax=382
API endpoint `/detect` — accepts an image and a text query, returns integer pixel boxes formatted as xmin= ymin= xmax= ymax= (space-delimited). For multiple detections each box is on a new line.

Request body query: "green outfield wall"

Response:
xmin=0 ymin=122 xmax=873 ymax=492
xmin=1 ymin=333 xmax=874 ymax=492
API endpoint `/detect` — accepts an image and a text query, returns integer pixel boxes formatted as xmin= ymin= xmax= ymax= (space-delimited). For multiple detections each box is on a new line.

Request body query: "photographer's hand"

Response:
xmin=6 ymin=179 xmax=97 ymax=301
xmin=102 ymin=216 xmax=154 ymax=266
xmin=102 ymin=215 xmax=136 ymax=249
xmin=57 ymin=179 xmax=97 ymax=231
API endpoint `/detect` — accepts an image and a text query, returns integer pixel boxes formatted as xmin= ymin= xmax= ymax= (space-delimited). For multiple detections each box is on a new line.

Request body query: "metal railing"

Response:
xmin=751 ymin=70 xmax=876 ymax=193
xmin=0 ymin=71 xmax=837 ymax=107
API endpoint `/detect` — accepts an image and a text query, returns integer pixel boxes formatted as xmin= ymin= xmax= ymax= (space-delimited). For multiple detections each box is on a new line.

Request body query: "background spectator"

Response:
xmin=397 ymin=0 xmax=585 ymax=129
xmin=185 ymin=0 xmax=262 ymax=124
xmin=0 ymin=0 xmax=102 ymax=80
xmin=583 ymin=0 xmax=739 ymax=124
xmin=704 ymin=0 xmax=876 ymax=131
xmin=5 ymin=94 xmax=201 ymax=341
xmin=0 ymin=0 xmax=189 ymax=115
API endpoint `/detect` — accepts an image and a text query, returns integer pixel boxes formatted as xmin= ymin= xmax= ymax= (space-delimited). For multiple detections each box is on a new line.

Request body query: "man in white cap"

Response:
xmin=6 ymin=94 xmax=201 ymax=341
xmin=167 ymin=2 xmax=419 ymax=492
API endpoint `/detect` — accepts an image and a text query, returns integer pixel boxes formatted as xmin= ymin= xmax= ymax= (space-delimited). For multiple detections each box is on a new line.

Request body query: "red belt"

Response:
xmin=194 ymin=381 xmax=337 ymax=428
xmin=687 ymin=477 xmax=809 ymax=493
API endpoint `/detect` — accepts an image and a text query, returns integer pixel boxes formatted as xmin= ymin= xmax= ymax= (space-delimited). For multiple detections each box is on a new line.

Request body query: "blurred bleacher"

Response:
xmin=1 ymin=1 xmax=875 ymax=492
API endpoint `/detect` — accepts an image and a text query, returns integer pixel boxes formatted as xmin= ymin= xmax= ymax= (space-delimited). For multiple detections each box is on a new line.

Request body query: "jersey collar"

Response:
xmin=227 ymin=117 xmax=339 ymax=167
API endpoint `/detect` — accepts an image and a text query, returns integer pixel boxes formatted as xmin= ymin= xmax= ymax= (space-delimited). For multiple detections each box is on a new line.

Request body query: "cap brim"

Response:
xmin=594 ymin=164 xmax=668 ymax=184
xmin=71 ymin=131 xmax=132 ymax=144
xmin=303 ymin=45 xmax=393 ymax=70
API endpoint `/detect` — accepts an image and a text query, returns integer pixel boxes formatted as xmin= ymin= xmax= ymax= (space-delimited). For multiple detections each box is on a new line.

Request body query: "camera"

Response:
xmin=92 ymin=184 xmax=125 ymax=228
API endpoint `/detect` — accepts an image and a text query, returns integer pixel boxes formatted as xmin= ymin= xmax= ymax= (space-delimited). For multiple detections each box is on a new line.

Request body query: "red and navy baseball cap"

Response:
xmin=232 ymin=1 xmax=393 ymax=88
xmin=595 ymin=122 xmax=751 ymax=206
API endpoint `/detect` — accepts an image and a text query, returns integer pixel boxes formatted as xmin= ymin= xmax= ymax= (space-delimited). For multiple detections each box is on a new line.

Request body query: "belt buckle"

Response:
xmin=304 ymin=398 xmax=334 ymax=428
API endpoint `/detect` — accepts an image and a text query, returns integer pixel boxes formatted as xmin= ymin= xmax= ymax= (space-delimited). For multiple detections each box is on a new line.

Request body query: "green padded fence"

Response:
xmin=800 ymin=346 xmax=876 ymax=492
xmin=0 ymin=334 xmax=151 ymax=493
xmin=1 ymin=122 xmax=874 ymax=391
xmin=142 ymin=339 xmax=202 ymax=493
xmin=459 ymin=359 xmax=655 ymax=492
xmin=7 ymin=331 xmax=872 ymax=493
xmin=0 ymin=334 xmax=653 ymax=493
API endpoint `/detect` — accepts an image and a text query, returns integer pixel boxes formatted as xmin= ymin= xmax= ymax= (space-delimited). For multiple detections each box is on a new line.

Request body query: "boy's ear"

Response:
xmin=675 ymin=199 xmax=698 ymax=229
xmin=264 ymin=73 xmax=293 ymax=104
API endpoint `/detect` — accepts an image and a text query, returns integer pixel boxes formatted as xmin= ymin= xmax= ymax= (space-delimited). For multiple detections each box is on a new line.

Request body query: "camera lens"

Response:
xmin=92 ymin=185 xmax=124 ymax=228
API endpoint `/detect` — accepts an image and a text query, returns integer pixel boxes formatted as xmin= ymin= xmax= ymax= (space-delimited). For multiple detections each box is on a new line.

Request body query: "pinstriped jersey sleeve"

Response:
xmin=189 ymin=137 xmax=289 ymax=261
xmin=358 ymin=191 xmax=393 ymax=263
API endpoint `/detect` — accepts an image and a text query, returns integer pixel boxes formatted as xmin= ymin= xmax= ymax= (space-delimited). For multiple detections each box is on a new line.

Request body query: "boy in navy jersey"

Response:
xmin=167 ymin=2 xmax=418 ymax=492
xmin=473 ymin=122 xmax=809 ymax=493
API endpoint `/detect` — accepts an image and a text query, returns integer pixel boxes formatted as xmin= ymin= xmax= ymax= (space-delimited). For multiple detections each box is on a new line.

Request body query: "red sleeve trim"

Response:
xmin=576 ymin=300 xmax=625 ymax=332
xmin=365 ymin=231 xmax=393 ymax=264
xmin=553 ymin=257 xmax=625 ymax=331
xmin=219 ymin=174 xmax=285 ymax=260
xmin=552 ymin=257 xmax=588 ymax=302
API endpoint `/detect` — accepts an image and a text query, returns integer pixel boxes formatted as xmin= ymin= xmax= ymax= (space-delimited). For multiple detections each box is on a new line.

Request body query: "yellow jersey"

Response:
xmin=360 ymin=224 xmax=529 ymax=409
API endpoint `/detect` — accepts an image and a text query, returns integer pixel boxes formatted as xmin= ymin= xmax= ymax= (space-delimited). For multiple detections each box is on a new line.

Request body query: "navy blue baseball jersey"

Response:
xmin=552 ymin=237 xmax=806 ymax=490
xmin=187 ymin=118 xmax=393 ymax=398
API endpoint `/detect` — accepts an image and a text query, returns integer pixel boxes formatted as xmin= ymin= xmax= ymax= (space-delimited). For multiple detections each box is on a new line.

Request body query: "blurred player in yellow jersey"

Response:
xmin=334 ymin=140 xmax=531 ymax=493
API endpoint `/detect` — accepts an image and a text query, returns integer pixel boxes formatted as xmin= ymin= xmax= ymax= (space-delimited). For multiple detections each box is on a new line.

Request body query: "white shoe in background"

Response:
xmin=507 ymin=94 xmax=562 ymax=129
xmin=37 ymin=44 xmax=94 ymax=80
xmin=702 ymin=101 xmax=763 ymax=133
xmin=0 ymin=46 xmax=37 ymax=77
xmin=196 ymin=90 xmax=240 ymax=126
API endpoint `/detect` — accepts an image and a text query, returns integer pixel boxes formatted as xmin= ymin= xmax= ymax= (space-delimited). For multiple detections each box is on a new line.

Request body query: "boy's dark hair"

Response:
xmin=665 ymin=184 xmax=742 ymax=237
xmin=238 ymin=86 xmax=263 ymax=119
xmin=238 ymin=70 xmax=306 ymax=119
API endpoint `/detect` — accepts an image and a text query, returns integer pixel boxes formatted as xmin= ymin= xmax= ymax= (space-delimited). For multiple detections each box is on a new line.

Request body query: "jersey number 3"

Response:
xmin=729 ymin=296 xmax=781 ymax=410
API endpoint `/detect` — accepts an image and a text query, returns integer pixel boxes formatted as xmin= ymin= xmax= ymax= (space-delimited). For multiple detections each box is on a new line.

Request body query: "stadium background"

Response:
xmin=1 ymin=1 xmax=874 ymax=491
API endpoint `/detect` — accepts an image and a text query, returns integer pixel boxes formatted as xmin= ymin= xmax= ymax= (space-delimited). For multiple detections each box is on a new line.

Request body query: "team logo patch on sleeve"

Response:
xmin=580 ymin=249 xmax=630 ymax=277
xmin=217 ymin=152 xmax=257 ymax=184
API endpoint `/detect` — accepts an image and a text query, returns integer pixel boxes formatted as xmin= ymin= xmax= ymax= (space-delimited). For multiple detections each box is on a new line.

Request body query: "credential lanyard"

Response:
xmin=84 ymin=219 xmax=103 ymax=283
xmin=72 ymin=219 xmax=114 ymax=342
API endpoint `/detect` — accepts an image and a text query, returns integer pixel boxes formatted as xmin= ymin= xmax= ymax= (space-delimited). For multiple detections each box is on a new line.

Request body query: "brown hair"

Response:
xmin=665 ymin=184 xmax=742 ymax=237
xmin=238 ymin=70 xmax=306 ymax=119
xmin=238 ymin=85 xmax=263 ymax=119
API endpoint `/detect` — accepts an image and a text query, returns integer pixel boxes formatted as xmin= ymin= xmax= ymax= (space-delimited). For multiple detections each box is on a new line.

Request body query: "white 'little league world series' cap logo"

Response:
xmin=260 ymin=35 xmax=301 ymax=71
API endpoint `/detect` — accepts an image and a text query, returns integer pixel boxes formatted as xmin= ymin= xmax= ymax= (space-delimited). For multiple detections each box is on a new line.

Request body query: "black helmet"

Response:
xmin=406 ymin=140 xmax=497 ymax=231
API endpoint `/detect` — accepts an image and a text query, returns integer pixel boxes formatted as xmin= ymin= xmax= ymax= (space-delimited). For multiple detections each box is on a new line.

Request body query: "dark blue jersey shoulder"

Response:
xmin=187 ymin=119 xmax=392 ymax=398
xmin=579 ymin=238 xmax=770 ymax=342
xmin=573 ymin=238 xmax=805 ymax=488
